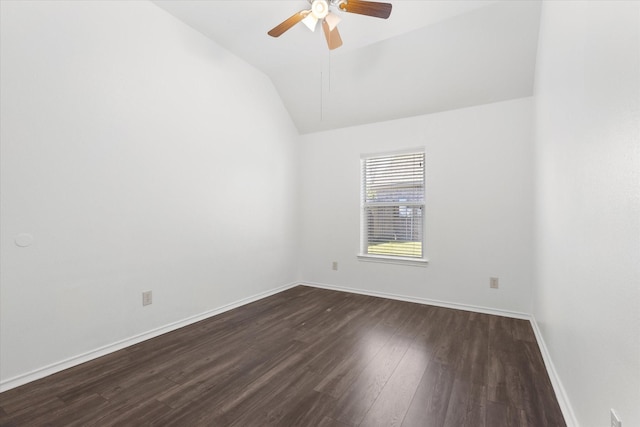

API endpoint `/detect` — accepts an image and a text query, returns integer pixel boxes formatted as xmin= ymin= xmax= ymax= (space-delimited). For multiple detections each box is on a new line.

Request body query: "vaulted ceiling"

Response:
xmin=152 ymin=1 xmax=542 ymax=134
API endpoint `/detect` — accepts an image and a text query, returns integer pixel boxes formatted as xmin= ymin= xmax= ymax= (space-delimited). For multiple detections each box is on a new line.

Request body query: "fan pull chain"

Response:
xmin=328 ymin=52 xmax=332 ymax=93
xmin=320 ymin=71 xmax=324 ymax=122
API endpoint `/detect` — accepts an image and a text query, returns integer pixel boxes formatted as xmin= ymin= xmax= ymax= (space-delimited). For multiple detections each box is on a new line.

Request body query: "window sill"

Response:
xmin=357 ymin=254 xmax=429 ymax=267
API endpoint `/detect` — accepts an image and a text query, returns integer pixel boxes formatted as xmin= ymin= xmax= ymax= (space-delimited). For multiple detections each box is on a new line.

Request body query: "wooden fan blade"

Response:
xmin=322 ymin=20 xmax=343 ymax=50
xmin=339 ymin=0 xmax=392 ymax=19
xmin=268 ymin=10 xmax=311 ymax=37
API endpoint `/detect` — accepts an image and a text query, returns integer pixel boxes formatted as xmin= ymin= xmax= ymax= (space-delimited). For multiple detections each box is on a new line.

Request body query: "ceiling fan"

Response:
xmin=268 ymin=0 xmax=392 ymax=50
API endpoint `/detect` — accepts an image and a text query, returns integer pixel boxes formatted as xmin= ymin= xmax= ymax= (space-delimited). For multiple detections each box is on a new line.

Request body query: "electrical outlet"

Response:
xmin=142 ymin=290 xmax=152 ymax=306
xmin=490 ymin=277 xmax=499 ymax=289
xmin=332 ymin=261 xmax=338 ymax=271
xmin=611 ymin=409 xmax=622 ymax=427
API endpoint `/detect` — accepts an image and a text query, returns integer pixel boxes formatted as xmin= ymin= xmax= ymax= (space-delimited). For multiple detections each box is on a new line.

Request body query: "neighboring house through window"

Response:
xmin=360 ymin=150 xmax=426 ymax=264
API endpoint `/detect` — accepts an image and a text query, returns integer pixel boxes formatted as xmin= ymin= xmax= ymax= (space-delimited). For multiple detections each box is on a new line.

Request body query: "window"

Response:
xmin=360 ymin=150 xmax=426 ymax=263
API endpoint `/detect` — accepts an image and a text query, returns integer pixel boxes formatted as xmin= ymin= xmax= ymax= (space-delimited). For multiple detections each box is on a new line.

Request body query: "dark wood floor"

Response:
xmin=0 ymin=286 xmax=565 ymax=426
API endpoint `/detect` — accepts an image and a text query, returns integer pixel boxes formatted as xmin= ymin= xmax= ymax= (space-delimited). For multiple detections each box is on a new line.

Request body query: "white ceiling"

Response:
xmin=152 ymin=0 xmax=542 ymax=134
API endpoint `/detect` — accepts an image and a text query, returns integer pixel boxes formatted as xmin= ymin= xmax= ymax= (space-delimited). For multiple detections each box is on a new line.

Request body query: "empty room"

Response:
xmin=0 ymin=0 xmax=638 ymax=426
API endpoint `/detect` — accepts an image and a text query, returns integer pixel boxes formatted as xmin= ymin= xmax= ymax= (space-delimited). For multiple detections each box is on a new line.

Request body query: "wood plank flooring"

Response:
xmin=0 ymin=286 xmax=566 ymax=426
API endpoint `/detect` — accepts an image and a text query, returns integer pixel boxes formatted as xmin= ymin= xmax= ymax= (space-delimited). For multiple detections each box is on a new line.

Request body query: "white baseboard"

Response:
xmin=0 ymin=282 xmax=298 ymax=393
xmin=529 ymin=315 xmax=579 ymax=427
xmin=299 ymin=281 xmax=578 ymax=427
xmin=299 ymin=281 xmax=531 ymax=319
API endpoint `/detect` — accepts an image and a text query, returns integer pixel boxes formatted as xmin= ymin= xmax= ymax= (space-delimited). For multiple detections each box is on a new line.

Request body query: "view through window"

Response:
xmin=361 ymin=151 xmax=425 ymax=259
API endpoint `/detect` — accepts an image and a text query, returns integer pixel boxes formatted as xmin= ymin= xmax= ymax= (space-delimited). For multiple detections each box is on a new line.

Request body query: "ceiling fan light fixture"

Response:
xmin=324 ymin=12 xmax=341 ymax=31
xmin=301 ymin=13 xmax=319 ymax=31
xmin=310 ymin=0 xmax=329 ymax=20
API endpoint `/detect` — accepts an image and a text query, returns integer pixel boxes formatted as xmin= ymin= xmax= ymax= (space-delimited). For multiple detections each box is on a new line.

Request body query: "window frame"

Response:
xmin=358 ymin=148 xmax=428 ymax=266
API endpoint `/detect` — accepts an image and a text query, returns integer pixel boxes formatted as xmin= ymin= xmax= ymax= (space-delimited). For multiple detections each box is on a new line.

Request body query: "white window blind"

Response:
xmin=361 ymin=151 xmax=425 ymax=259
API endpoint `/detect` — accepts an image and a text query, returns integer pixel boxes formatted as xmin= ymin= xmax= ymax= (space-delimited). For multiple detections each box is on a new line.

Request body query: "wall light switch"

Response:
xmin=490 ymin=277 xmax=499 ymax=289
xmin=332 ymin=261 xmax=338 ymax=271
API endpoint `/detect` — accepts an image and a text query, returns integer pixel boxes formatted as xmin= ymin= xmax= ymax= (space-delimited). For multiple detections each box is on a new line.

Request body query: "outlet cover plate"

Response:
xmin=142 ymin=290 xmax=152 ymax=306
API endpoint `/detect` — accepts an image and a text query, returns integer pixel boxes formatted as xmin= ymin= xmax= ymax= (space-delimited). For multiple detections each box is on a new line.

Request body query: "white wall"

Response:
xmin=298 ymin=98 xmax=534 ymax=314
xmin=4 ymin=3 xmax=638 ymax=425
xmin=533 ymin=1 xmax=640 ymax=426
xmin=0 ymin=0 xmax=298 ymax=385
